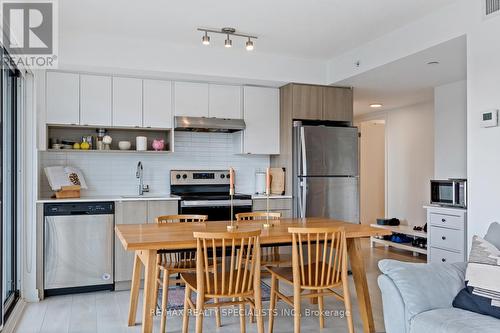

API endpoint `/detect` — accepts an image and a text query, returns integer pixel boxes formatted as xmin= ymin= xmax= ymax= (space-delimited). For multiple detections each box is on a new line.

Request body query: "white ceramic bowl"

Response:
xmin=118 ymin=141 xmax=131 ymax=150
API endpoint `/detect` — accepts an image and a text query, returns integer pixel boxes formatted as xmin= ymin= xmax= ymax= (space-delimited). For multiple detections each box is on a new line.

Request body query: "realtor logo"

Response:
xmin=1 ymin=0 xmax=58 ymax=68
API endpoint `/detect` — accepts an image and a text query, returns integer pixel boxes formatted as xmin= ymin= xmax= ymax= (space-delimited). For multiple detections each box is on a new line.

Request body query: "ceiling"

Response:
xmin=337 ymin=36 xmax=467 ymax=116
xmin=60 ymin=0 xmax=457 ymax=61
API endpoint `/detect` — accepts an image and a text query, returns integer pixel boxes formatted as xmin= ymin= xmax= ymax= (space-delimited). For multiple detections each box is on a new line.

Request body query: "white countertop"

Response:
xmin=251 ymin=194 xmax=292 ymax=199
xmin=36 ymin=194 xmax=180 ymax=203
xmin=423 ymin=205 xmax=467 ymax=211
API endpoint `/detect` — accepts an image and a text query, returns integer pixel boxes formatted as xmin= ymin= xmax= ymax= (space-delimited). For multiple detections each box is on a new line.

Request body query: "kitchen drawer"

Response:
xmin=252 ymin=198 xmax=292 ymax=211
xmin=430 ymin=226 xmax=464 ymax=252
xmin=429 ymin=212 xmax=463 ymax=230
xmin=430 ymin=247 xmax=464 ymax=264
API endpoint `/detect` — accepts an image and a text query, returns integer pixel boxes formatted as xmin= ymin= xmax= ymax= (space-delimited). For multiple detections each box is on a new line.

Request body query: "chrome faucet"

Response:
xmin=136 ymin=161 xmax=150 ymax=196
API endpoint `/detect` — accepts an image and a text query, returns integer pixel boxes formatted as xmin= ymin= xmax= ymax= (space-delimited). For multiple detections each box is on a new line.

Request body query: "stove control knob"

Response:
xmin=175 ymin=174 xmax=181 ymax=179
xmin=220 ymin=174 xmax=225 ymax=179
xmin=227 ymin=174 xmax=230 ymax=179
xmin=182 ymin=174 xmax=188 ymax=179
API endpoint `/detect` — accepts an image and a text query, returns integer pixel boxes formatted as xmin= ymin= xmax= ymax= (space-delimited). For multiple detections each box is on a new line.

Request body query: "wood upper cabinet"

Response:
xmin=143 ymin=79 xmax=173 ymax=128
xmin=287 ymin=84 xmax=353 ymax=122
xmin=291 ymin=84 xmax=323 ymax=120
xmin=112 ymin=77 xmax=143 ymax=127
xmin=174 ymin=82 xmax=209 ymax=117
xmin=209 ymin=84 xmax=242 ymax=119
xmin=46 ymin=72 xmax=80 ymax=125
xmin=80 ymin=74 xmax=112 ymax=126
xmin=322 ymin=87 xmax=353 ymax=122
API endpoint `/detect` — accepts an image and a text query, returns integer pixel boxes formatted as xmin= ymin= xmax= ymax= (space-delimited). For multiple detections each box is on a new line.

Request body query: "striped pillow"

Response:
xmin=453 ymin=236 xmax=500 ymax=319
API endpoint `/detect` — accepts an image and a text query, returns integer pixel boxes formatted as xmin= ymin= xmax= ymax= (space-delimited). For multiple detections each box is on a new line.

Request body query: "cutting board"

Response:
xmin=270 ymin=168 xmax=285 ymax=195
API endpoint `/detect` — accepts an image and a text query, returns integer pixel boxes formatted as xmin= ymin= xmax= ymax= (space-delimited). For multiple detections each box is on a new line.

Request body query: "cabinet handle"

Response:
xmin=441 ymin=258 xmax=446 ymax=262
xmin=441 ymin=236 xmax=446 ymax=240
xmin=441 ymin=218 xmax=446 ymax=222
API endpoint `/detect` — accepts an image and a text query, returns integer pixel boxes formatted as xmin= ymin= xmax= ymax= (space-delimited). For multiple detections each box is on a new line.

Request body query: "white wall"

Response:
xmin=386 ymin=102 xmax=434 ymax=226
xmin=356 ymin=102 xmax=434 ymax=227
xmin=434 ymin=80 xmax=467 ymax=179
xmin=359 ymin=121 xmax=385 ymax=225
xmin=467 ymin=10 xmax=500 ymax=245
xmin=39 ymin=132 xmax=268 ymax=198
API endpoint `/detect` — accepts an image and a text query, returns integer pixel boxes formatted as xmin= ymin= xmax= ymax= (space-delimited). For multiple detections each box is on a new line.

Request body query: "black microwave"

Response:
xmin=430 ymin=179 xmax=467 ymax=208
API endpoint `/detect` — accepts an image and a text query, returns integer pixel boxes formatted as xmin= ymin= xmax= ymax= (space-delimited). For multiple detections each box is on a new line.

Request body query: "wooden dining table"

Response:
xmin=115 ymin=217 xmax=391 ymax=333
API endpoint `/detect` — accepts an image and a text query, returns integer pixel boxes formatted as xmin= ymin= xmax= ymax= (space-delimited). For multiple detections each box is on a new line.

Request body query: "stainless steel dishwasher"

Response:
xmin=44 ymin=202 xmax=114 ymax=296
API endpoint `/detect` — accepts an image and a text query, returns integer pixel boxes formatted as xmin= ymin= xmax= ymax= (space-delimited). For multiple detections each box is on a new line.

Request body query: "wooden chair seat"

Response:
xmin=266 ymin=264 xmax=342 ymax=289
xmin=181 ymin=270 xmax=254 ymax=298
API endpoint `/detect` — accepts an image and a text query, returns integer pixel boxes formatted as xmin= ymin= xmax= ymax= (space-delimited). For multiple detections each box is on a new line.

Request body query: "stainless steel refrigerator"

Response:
xmin=293 ymin=121 xmax=359 ymax=224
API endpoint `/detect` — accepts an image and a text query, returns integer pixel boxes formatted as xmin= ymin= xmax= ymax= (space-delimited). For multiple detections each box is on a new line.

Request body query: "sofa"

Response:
xmin=377 ymin=259 xmax=500 ymax=333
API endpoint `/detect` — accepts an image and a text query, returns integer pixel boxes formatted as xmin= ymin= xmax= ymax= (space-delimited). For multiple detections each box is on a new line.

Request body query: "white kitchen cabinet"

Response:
xmin=236 ymin=86 xmax=280 ymax=155
xmin=80 ymin=74 xmax=112 ymax=126
xmin=46 ymin=72 xmax=80 ymax=125
xmin=174 ymin=82 xmax=209 ymax=117
xmin=146 ymin=200 xmax=178 ymax=223
xmin=113 ymin=77 xmax=143 ymax=127
xmin=114 ymin=201 xmax=148 ymax=284
xmin=143 ymin=79 xmax=173 ymax=128
xmin=209 ymin=84 xmax=242 ymax=119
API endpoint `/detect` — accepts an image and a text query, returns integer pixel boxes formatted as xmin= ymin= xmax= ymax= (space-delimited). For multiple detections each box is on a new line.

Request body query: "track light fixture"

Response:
xmin=197 ymin=27 xmax=257 ymax=51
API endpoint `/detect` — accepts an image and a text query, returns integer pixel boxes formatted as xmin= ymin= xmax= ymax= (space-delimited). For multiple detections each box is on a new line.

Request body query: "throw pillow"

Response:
xmin=453 ymin=236 xmax=500 ymax=319
xmin=485 ymin=222 xmax=500 ymax=250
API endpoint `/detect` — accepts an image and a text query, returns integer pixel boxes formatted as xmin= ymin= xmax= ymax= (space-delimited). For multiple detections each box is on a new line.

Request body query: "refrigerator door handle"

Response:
xmin=301 ymin=179 xmax=307 ymax=218
xmin=300 ymin=126 xmax=307 ymax=177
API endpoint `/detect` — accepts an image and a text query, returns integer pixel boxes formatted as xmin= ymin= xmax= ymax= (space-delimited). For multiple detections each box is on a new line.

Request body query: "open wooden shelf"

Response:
xmin=46 ymin=125 xmax=173 ymax=153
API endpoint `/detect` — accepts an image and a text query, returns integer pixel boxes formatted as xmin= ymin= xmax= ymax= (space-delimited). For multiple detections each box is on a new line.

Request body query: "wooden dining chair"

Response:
xmin=267 ymin=227 xmax=354 ymax=333
xmin=155 ymin=215 xmax=208 ymax=333
xmin=181 ymin=229 xmax=264 ymax=333
xmin=236 ymin=212 xmax=289 ymax=267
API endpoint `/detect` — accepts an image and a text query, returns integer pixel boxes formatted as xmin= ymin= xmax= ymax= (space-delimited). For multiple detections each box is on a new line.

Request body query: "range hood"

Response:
xmin=174 ymin=116 xmax=246 ymax=133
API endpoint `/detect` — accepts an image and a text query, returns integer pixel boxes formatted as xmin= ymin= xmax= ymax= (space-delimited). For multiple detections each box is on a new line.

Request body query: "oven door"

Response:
xmin=430 ymin=181 xmax=454 ymax=206
xmin=179 ymin=201 xmax=252 ymax=221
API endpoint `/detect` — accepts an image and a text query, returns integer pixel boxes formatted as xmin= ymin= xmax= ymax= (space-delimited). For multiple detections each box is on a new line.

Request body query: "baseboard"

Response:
xmin=2 ymin=299 xmax=27 ymax=333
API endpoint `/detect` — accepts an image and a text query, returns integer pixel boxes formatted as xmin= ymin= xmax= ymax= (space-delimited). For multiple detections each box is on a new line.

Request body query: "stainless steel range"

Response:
xmin=170 ymin=170 xmax=252 ymax=221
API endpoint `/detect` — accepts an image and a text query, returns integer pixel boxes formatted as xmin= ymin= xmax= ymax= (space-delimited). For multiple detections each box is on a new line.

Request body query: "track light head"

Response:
xmin=202 ymin=32 xmax=210 ymax=45
xmin=245 ymin=38 xmax=254 ymax=51
xmin=224 ymin=35 xmax=232 ymax=48
xmin=202 ymin=32 xmax=210 ymax=46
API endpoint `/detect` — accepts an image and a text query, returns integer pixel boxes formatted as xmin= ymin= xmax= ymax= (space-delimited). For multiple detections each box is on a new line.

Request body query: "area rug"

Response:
xmin=157 ymin=281 xmax=272 ymax=311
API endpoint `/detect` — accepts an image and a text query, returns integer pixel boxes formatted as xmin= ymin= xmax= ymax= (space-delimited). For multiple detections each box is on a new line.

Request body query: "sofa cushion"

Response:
xmin=453 ymin=236 xmax=500 ymax=319
xmin=378 ymin=260 xmax=465 ymax=320
xmin=410 ymin=308 xmax=500 ymax=333
xmin=485 ymin=222 xmax=500 ymax=250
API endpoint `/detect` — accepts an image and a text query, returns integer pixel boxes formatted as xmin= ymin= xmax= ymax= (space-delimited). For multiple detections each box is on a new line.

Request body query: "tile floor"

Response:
xmin=14 ymin=240 xmax=425 ymax=333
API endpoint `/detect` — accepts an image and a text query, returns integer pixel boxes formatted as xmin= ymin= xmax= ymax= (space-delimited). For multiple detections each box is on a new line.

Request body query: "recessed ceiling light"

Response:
xmin=427 ymin=61 xmax=440 ymax=65
xmin=370 ymin=103 xmax=383 ymax=108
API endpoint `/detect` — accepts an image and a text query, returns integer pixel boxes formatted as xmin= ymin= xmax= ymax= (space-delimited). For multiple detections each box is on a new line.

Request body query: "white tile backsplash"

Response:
xmin=39 ymin=132 xmax=269 ymax=197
